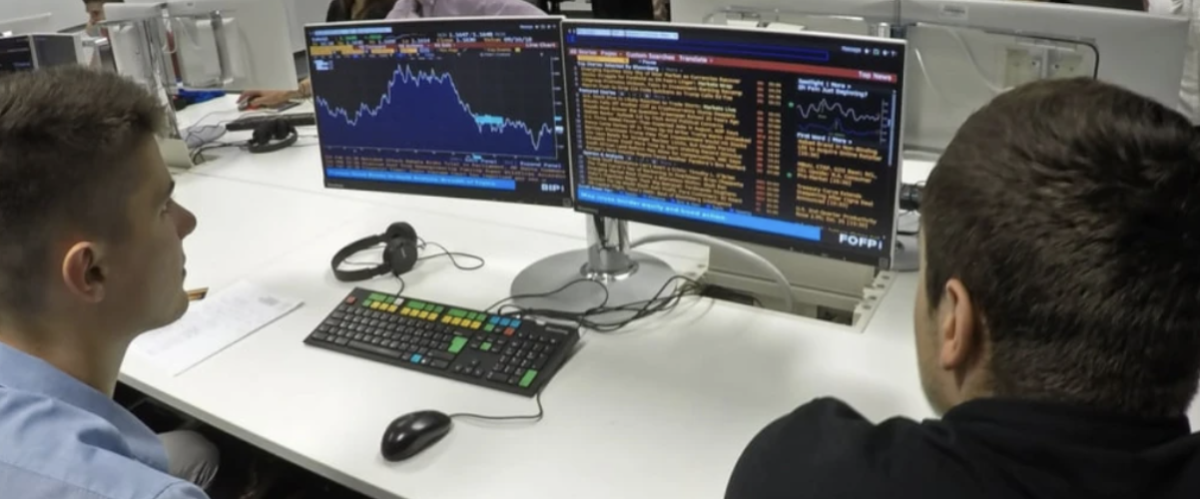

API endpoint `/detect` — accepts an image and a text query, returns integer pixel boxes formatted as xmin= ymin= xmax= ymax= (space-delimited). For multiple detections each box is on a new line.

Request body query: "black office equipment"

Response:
xmin=304 ymin=288 xmax=581 ymax=396
xmin=380 ymin=410 xmax=453 ymax=461
xmin=331 ymin=223 xmax=420 ymax=282
xmin=563 ymin=21 xmax=907 ymax=267
xmin=225 ymin=112 xmax=316 ymax=131
xmin=0 ymin=34 xmax=78 ymax=78
xmin=304 ymin=18 xmax=572 ymax=207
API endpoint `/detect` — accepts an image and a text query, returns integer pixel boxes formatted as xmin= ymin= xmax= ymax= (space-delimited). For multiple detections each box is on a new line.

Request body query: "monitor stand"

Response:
xmin=510 ymin=215 xmax=678 ymax=322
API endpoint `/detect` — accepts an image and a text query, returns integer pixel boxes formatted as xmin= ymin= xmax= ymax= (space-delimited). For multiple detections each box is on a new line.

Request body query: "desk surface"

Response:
xmin=129 ymin=98 xmax=1200 ymax=499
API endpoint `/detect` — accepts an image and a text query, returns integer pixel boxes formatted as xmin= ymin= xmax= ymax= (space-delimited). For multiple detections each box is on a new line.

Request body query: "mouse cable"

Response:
xmin=447 ymin=390 xmax=544 ymax=422
xmin=416 ymin=239 xmax=485 ymax=271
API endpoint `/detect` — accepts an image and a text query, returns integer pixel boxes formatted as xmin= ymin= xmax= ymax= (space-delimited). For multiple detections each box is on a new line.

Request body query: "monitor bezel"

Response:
xmin=561 ymin=19 xmax=908 ymax=269
xmin=305 ymin=16 xmax=574 ymax=208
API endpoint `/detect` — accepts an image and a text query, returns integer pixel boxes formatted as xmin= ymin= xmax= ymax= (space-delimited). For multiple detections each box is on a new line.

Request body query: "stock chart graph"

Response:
xmin=306 ymin=20 xmax=570 ymax=205
xmin=794 ymin=79 xmax=894 ymax=146
xmin=794 ymin=98 xmax=885 ymax=139
xmin=314 ymin=55 xmax=559 ymax=158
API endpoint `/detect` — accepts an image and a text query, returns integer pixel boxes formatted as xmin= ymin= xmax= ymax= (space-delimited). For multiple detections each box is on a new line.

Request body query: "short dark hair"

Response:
xmin=923 ymin=78 xmax=1200 ymax=418
xmin=0 ymin=66 xmax=163 ymax=313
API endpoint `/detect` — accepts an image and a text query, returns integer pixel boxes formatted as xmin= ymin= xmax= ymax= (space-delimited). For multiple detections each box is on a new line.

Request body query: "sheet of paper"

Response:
xmin=130 ymin=281 xmax=302 ymax=376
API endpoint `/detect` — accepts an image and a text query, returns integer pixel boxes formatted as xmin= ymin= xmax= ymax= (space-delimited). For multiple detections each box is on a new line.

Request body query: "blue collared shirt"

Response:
xmin=0 ymin=342 xmax=207 ymax=499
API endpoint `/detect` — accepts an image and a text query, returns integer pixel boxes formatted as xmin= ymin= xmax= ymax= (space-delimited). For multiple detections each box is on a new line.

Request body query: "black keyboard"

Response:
xmin=304 ymin=288 xmax=580 ymax=396
xmin=225 ymin=113 xmax=316 ymax=131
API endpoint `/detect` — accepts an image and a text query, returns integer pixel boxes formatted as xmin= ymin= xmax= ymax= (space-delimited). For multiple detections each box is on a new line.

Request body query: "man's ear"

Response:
xmin=61 ymin=242 xmax=107 ymax=304
xmin=938 ymin=278 xmax=977 ymax=370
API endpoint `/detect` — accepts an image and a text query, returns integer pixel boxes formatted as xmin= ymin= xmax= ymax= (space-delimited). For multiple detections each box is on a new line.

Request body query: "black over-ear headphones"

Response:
xmin=331 ymin=222 xmax=421 ymax=282
xmin=248 ymin=119 xmax=299 ymax=154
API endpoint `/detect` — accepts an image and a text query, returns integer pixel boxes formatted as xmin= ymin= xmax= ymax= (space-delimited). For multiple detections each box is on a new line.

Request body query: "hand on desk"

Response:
xmin=238 ymin=79 xmax=312 ymax=109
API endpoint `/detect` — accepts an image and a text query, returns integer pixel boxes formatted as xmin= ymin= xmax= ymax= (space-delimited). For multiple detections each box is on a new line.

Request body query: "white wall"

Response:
xmin=2 ymin=0 xmax=88 ymax=31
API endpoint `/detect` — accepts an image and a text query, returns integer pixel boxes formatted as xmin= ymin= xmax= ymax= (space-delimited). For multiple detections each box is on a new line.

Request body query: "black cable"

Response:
xmin=492 ymin=275 xmax=704 ymax=333
xmin=394 ymin=274 xmax=406 ymax=297
xmin=447 ymin=391 xmax=544 ymax=422
xmin=190 ymin=141 xmax=244 ymax=163
xmin=417 ymin=239 xmax=485 ymax=271
xmin=484 ymin=279 xmax=610 ymax=314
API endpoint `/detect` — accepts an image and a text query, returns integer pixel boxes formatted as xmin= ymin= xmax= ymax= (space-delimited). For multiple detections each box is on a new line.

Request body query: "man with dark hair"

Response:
xmin=725 ymin=78 xmax=1200 ymax=498
xmin=0 ymin=67 xmax=213 ymax=499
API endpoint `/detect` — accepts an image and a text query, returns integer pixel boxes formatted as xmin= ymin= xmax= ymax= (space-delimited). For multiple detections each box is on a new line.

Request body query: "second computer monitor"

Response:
xmin=563 ymin=21 xmax=906 ymax=267
xmin=306 ymin=17 xmax=571 ymax=206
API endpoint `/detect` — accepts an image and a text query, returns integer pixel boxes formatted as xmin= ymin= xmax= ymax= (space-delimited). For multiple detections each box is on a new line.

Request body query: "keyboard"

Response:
xmin=304 ymin=288 xmax=580 ymax=396
xmin=225 ymin=113 xmax=316 ymax=131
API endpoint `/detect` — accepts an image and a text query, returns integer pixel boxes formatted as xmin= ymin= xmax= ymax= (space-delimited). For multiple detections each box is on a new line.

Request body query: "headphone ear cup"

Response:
xmin=385 ymin=222 xmax=418 ymax=241
xmin=386 ymin=238 xmax=419 ymax=276
xmin=250 ymin=122 xmax=272 ymax=146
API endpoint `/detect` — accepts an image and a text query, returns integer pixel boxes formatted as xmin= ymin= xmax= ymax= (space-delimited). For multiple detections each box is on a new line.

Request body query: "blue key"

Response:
xmin=411 ymin=354 xmax=423 ymax=364
xmin=510 ymin=320 xmax=522 ymax=329
xmin=499 ymin=318 xmax=512 ymax=327
xmin=489 ymin=316 xmax=501 ymax=324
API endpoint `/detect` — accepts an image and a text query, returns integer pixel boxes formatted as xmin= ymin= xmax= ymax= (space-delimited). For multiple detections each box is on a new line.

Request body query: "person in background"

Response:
xmin=84 ymin=0 xmax=124 ymax=36
xmin=0 ymin=67 xmax=212 ymax=499
xmin=238 ymin=0 xmax=399 ymax=109
xmin=385 ymin=0 xmax=544 ymax=18
xmin=726 ymin=78 xmax=1200 ymax=499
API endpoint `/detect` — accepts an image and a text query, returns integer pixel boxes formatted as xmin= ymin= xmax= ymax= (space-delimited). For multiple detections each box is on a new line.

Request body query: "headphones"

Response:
xmin=247 ymin=119 xmax=299 ymax=154
xmin=331 ymin=222 xmax=421 ymax=282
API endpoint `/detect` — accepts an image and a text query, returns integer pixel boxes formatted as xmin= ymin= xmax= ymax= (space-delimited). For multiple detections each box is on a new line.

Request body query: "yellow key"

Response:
xmin=442 ymin=315 xmax=452 ymax=323
xmin=388 ymin=305 xmax=399 ymax=313
xmin=370 ymin=302 xmax=382 ymax=310
xmin=429 ymin=313 xmax=439 ymax=321
xmin=471 ymin=321 xmax=482 ymax=329
xmin=419 ymin=311 xmax=430 ymax=320
xmin=451 ymin=318 xmax=463 ymax=326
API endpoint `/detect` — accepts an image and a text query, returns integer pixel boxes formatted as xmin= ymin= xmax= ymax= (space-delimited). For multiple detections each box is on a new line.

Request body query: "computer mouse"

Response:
xmin=380 ymin=410 xmax=453 ymax=462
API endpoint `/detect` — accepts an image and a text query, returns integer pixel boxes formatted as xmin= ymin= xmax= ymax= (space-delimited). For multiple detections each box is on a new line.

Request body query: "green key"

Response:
xmin=448 ymin=336 xmax=468 ymax=354
xmin=480 ymin=342 xmax=492 ymax=352
xmin=424 ymin=303 xmax=436 ymax=311
xmin=368 ymin=293 xmax=390 ymax=302
xmin=519 ymin=370 xmax=539 ymax=388
xmin=436 ymin=306 xmax=445 ymax=314
xmin=449 ymin=309 xmax=467 ymax=318
xmin=407 ymin=300 xmax=427 ymax=310
xmin=362 ymin=300 xmax=373 ymax=308
xmin=484 ymin=324 xmax=495 ymax=333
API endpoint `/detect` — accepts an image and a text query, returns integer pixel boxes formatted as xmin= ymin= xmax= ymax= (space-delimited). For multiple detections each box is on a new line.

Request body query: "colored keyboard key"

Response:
xmin=519 ymin=369 xmax=538 ymax=388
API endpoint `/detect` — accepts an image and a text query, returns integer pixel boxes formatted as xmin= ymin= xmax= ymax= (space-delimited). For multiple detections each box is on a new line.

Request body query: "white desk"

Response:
xmin=133 ymin=98 xmax=1199 ymax=499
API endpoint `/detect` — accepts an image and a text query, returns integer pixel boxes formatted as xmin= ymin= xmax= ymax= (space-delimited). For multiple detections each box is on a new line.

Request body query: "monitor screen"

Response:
xmin=307 ymin=18 xmax=572 ymax=207
xmin=0 ymin=36 xmax=35 ymax=78
xmin=563 ymin=22 xmax=906 ymax=267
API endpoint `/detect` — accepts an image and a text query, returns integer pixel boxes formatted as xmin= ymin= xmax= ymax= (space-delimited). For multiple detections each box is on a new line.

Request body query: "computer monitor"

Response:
xmin=671 ymin=0 xmax=896 ymax=36
xmin=900 ymin=0 xmax=1189 ymax=151
xmin=305 ymin=17 xmax=571 ymax=206
xmin=563 ymin=21 xmax=906 ymax=268
xmin=0 ymin=34 xmax=80 ymax=78
xmin=0 ymin=14 xmax=53 ymax=37
xmin=166 ymin=0 xmax=299 ymax=91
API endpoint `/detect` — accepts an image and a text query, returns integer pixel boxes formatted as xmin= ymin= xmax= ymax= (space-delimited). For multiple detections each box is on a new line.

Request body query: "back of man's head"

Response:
xmin=0 ymin=66 xmax=163 ymax=317
xmin=922 ymin=77 xmax=1200 ymax=418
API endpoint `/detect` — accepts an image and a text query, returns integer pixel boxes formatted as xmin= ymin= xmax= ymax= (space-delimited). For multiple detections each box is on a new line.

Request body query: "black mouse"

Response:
xmin=380 ymin=410 xmax=452 ymax=462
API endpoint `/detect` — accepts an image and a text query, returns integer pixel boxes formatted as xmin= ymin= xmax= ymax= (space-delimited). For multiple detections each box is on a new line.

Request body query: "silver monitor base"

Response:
xmin=509 ymin=217 xmax=679 ymax=324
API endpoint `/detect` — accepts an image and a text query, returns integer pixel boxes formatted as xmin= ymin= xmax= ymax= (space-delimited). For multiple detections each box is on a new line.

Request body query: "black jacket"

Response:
xmin=325 ymin=0 xmax=398 ymax=22
xmin=727 ymin=397 xmax=1200 ymax=499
